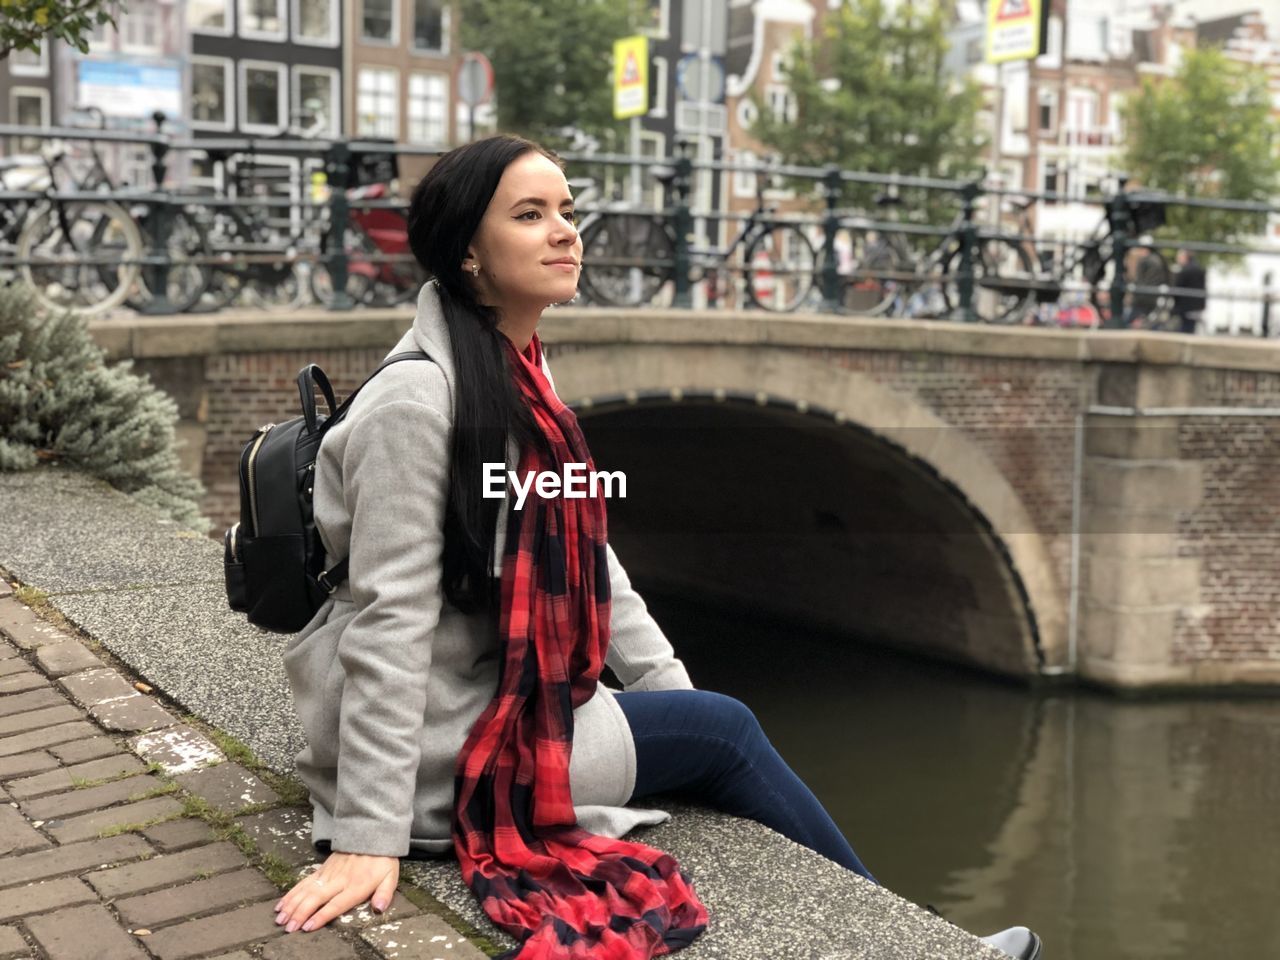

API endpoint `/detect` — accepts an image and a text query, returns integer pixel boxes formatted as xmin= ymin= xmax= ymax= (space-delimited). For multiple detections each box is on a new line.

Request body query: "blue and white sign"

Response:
xmin=676 ymin=54 xmax=725 ymax=104
xmin=77 ymin=59 xmax=183 ymax=119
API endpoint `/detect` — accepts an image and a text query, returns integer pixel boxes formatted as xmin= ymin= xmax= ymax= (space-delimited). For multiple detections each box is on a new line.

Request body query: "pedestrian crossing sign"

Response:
xmin=614 ymin=35 xmax=649 ymax=119
xmin=986 ymin=0 xmax=1047 ymax=63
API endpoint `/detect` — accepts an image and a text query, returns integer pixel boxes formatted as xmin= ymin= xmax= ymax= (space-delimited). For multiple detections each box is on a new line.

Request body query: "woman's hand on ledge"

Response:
xmin=273 ymin=851 xmax=400 ymax=933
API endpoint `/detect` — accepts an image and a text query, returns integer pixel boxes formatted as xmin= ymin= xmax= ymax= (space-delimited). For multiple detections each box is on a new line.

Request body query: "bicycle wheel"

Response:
xmin=942 ymin=238 xmax=1035 ymax=323
xmin=123 ymin=207 xmax=212 ymax=313
xmin=310 ymin=229 xmax=378 ymax=306
xmin=1089 ymin=245 xmax=1172 ymax=329
xmin=744 ymin=224 xmax=816 ymax=312
xmin=579 ymin=214 xmax=673 ymax=308
xmin=832 ymin=228 xmax=914 ymax=315
xmin=18 ymin=200 xmax=142 ymax=316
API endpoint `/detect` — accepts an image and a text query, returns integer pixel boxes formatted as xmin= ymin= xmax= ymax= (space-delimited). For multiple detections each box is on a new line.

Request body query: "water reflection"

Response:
xmin=645 ymin=593 xmax=1280 ymax=960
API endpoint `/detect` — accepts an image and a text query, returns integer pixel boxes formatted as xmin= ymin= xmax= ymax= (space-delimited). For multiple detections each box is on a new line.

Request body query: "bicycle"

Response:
xmin=577 ymin=164 xmax=818 ymax=312
xmin=3 ymin=138 xmax=142 ymax=316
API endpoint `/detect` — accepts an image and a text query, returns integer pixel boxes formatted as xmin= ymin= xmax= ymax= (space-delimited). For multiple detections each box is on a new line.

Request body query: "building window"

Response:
xmin=357 ymin=67 xmax=398 ymax=138
xmin=240 ymin=0 xmax=285 ymax=39
xmin=240 ymin=61 xmax=286 ymax=133
xmin=734 ymin=148 xmax=758 ymax=198
xmin=736 ymin=98 xmax=758 ymax=130
xmin=294 ymin=66 xmax=339 ymax=136
xmin=192 ymin=57 xmax=233 ymax=130
xmin=408 ymin=72 xmax=448 ymax=143
xmin=651 ymin=56 xmax=668 ymax=117
xmin=766 ymin=84 xmax=797 ymax=124
xmin=1043 ymin=160 xmax=1059 ymax=203
xmin=9 ymin=40 xmax=47 ymax=77
xmin=190 ymin=0 xmax=232 ymax=34
xmin=362 ymin=0 xmax=396 ymax=43
xmin=1038 ymin=88 xmax=1056 ymax=132
xmin=295 ymin=0 xmax=338 ymax=44
xmin=9 ymin=89 xmax=49 ymax=153
xmin=121 ymin=4 xmax=161 ymax=53
xmin=413 ymin=0 xmax=448 ymax=51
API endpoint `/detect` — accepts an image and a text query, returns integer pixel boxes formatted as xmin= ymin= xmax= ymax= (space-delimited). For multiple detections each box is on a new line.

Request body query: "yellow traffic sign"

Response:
xmin=986 ymin=0 xmax=1047 ymax=64
xmin=613 ymin=35 xmax=649 ymax=120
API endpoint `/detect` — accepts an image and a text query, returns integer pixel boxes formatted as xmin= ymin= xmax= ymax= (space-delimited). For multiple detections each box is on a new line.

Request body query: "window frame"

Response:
xmin=356 ymin=65 xmax=400 ymax=139
xmin=650 ymin=55 xmax=668 ymax=118
xmin=190 ymin=0 xmax=234 ymax=37
xmin=410 ymin=0 xmax=451 ymax=54
xmin=9 ymin=87 xmax=51 ymax=153
xmin=8 ymin=40 xmax=48 ymax=78
xmin=360 ymin=0 xmax=399 ymax=45
xmin=238 ymin=59 xmax=288 ymax=135
xmin=292 ymin=64 xmax=340 ymax=136
xmin=292 ymin=0 xmax=340 ymax=47
xmin=407 ymin=70 xmax=449 ymax=144
xmin=191 ymin=55 xmax=235 ymax=132
xmin=239 ymin=0 xmax=287 ymax=42
xmin=119 ymin=4 xmax=163 ymax=55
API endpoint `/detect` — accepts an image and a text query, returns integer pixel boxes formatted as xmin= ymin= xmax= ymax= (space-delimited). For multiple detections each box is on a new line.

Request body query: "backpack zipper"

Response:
xmin=246 ymin=423 xmax=275 ymax=535
xmin=227 ymin=522 xmax=240 ymax=561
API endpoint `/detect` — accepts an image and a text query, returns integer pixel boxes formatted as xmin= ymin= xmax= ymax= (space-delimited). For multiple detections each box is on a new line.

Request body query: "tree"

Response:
xmin=747 ymin=0 xmax=985 ymax=218
xmin=459 ymin=0 xmax=647 ymax=153
xmin=0 ymin=0 xmax=124 ymax=60
xmin=1122 ymin=46 xmax=1279 ymax=254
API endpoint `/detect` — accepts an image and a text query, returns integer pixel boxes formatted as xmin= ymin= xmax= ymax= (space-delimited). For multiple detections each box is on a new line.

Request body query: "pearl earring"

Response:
xmin=471 ymin=263 xmax=480 ymax=276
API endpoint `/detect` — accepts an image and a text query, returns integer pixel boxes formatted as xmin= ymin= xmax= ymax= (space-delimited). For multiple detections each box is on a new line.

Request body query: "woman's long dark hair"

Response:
xmin=407 ymin=135 xmax=559 ymax=614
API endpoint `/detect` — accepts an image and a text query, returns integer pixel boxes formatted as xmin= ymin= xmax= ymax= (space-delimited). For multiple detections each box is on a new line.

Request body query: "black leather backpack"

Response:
xmin=224 ymin=350 xmax=429 ymax=633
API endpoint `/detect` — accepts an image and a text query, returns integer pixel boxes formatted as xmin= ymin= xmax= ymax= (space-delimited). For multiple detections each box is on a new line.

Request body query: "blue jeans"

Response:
xmin=614 ymin=689 xmax=876 ymax=882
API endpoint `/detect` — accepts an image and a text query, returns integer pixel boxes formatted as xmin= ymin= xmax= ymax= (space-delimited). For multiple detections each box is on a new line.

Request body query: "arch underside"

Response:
xmin=553 ymin=345 xmax=1068 ymax=678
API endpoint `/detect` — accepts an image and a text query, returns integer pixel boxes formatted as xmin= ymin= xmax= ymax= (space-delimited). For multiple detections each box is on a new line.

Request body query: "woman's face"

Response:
xmin=465 ymin=151 xmax=582 ymax=313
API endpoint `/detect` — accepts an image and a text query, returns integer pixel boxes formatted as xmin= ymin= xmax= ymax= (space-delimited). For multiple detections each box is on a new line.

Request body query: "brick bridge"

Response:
xmin=93 ymin=309 xmax=1280 ymax=690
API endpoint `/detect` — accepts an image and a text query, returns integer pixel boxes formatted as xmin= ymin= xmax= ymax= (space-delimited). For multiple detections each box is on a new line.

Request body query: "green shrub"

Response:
xmin=0 ymin=283 xmax=209 ymax=532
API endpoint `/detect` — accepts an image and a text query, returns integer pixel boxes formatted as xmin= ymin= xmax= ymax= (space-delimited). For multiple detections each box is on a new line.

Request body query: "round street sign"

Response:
xmin=458 ymin=52 xmax=494 ymax=107
xmin=676 ymin=54 xmax=725 ymax=104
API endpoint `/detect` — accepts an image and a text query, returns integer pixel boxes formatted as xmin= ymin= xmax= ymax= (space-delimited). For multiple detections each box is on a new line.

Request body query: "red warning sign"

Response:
xmin=622 ymin=51 xmax=641 ymax=85
xmin=995 ymin=0 xmax=1030 ymax=20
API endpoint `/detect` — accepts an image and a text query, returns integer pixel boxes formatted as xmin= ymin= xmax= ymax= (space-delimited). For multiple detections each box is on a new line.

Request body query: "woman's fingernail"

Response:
xmin=274 ymin=901 xmax=283 ymax=911
xmin=373 ymin=899 xmax=387 ymax=913
xmin=275 ymin=911 xmax=286 ymax=924
xmin=286 ymin=920 xmax=299 ymax=933
xmin=302 ymin=920 xmax=315 ymax=932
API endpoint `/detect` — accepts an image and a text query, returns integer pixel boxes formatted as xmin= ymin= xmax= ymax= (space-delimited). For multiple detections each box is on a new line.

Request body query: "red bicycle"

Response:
xmin=311 ymin=181 xmax=427 ymax=307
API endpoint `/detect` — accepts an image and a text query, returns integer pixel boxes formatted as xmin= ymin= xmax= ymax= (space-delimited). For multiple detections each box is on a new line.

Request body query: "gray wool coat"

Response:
xmin=283 ymin=282 xmax=694 ymax=859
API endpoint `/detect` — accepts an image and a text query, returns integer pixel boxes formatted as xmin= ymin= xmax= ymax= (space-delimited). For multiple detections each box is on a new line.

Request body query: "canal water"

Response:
xmin=643 ymin=593 xmax=1280 ymax=960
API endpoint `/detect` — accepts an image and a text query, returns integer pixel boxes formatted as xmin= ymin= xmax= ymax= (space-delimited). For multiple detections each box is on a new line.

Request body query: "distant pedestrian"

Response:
xmin=1172 ymin=249 xmax=1207 ymax=334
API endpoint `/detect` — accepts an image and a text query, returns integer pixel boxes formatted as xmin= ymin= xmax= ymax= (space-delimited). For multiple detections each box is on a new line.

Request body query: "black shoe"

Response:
xmin=978 ymin=926 xmax=1042 ymax=960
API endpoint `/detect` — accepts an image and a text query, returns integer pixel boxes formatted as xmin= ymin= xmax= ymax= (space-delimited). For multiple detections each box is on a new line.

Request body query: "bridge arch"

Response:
xmin=548 ymin=344 xmax=1069 ymax=677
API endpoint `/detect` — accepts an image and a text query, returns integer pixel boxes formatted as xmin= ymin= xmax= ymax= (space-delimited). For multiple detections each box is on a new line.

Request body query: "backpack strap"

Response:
xmin=314 ymin=349 xmax=432 ymax=596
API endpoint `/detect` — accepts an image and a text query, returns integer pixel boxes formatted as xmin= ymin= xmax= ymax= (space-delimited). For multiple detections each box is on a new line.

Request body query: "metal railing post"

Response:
xmin=138 ymin=111 xmax=174 ymax=315
xmin=1107 ymin=178 xmax=1132 ymax=330
xmin=672 ymin=145 xmax=694 ymax=310
xmin=821 ymin=164 xmax=842 ymax=312
xmin=325 ymin=141 xmax=355 ymax=311
xmin=956 ymin=180 xmax=981 ymax=323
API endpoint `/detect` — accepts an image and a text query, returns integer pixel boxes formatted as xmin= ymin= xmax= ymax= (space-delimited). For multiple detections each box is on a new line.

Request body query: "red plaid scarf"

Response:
xmin=452 ymin=332 xmax=708 ymax=959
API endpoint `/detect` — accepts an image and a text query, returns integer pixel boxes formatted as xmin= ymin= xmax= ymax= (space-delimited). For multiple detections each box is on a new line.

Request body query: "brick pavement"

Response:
xmin=0 ymin=576 xmax=487 ymax=960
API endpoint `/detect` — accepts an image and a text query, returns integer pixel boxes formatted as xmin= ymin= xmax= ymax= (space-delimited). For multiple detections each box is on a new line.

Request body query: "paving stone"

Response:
xmin=45 ymin=795 xmax=184 ymax=844
xmin=34 ymin=641 xmax=104 ymax=678
xmin=26 ymin=902 xmax=149 ymax=959
xmin=0 ymin=640 xmax=17 ymax=659
xmin=0 ymin=804 xmax=50 ymax=857
xmin=91 ymin=695 xmax=178 ymax=734
xmin=0 ymin=751 xmax=58 ymax=780
xmin=6 ymin=754 xmax=146 ymax=800
xmin=23 ymin=773 xmax=163 ymax=820
xmin=0 ymin=602 xmax=45 ymax=646
xmin=0 ymin=721 xmax=99 ymax=759
xmin=0 ymin=925 xmax=28 ymax=959
xmin=0 ymin=620 xmax=66 ymax=653
xmin=129 ymin=725 xmax=224 ymax=775
xmin=57 ymin=668 xmax=138 ymax=708
xmin=361 ymin=914 xmax=488 ymax=960
xmin=329 ymin=892 xmax=420 ymax=932
xmin=206 ymin=954 xmax=253 ymax=960
xmin=0 ymin=672 xmax=45 ymax=695
xmin=0 ymin=580 xmax=10 ymax=598
xmin=85 ymin=841 xmax=249 ymax=899
xmin=0 ymin=877 xmax=96 ymax=923
xmin=0 ymin=705 xmax=84 ymax=738
xmin=262 ymin=927 xmax=362 ymax=960
xmin=0 ymin=659 xmax=31 ymax=679
xmin=50 ymin=736 xmax=123 ymax=765
xmin=0 ymin=689 xmax=65 ymax=720
xmin=0 ymin=834 xmax=152 ymax=888
xmin=176 ymin=762 xmax=280 ymax=815
xmin=138 ymin=899 xmax=285 ymax=960
xmin=141 ymin=817 xmax=216 ymax=852
xmin=115 ymin=866 xmax=278 ymax=929
xmin=236 ymin=807 xmax=316 ymax=867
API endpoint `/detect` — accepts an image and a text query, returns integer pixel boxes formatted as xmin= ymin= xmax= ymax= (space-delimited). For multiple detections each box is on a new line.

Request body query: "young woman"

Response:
xmin=273 ymin=135 xmax=1042 ymax=960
